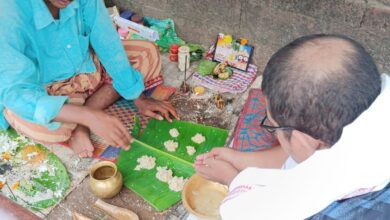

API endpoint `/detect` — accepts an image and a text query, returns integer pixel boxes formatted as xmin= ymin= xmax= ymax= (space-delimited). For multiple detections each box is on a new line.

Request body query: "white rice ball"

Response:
xmin=186 ymin=146 xmax=196 ymax=156
xmin=169 ymin=128 xmax=180 ymax=138
xmin=156 ymin=166 xmax=173 ymax=183
xmin=168 ymin=176 xmax=188 ymax=192
xmin=164 ymin=140 xmax=179 ymax=152
xmin=134 ymin=155 xmax=156 ymax=171
xmin=191 ymin=133 xmax=206 ymax=144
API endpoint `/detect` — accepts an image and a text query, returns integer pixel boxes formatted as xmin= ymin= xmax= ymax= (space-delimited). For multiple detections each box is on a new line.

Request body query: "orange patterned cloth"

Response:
xmin=4 ymin=40 xmax=163 ymax=144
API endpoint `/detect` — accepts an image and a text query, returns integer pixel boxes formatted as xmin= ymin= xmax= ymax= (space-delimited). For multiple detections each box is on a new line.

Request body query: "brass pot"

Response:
xmin=89 ymin=161 xmax=123 ymax=199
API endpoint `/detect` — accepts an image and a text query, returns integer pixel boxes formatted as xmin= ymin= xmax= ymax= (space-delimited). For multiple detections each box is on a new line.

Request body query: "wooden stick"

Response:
xmin=94 ymin=199 xmax=139 ymax=220
xmin=184 ymin=55 xmax=187 ymax=82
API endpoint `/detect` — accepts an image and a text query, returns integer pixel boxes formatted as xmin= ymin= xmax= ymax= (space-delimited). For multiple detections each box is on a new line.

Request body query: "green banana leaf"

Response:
xmin=139 ymin=119 xmax=228 ymax=163
xmin=117 ymin=139 xmax=193 ymax=211
xmin=131 ymin=114 xmax=141 ymax=138
xmin=117 ymin=119 xmax=228 ymax=211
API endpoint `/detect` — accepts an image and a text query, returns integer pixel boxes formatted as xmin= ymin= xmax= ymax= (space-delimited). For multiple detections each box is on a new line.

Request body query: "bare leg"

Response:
xmin=69 ymin=84 xmax=120 ymax=157
xmin=84 ymin=83 xmax=121 ymax=109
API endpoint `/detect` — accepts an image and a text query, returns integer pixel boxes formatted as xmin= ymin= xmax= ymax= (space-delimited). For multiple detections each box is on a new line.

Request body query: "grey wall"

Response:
xmin=105 ymin=0 xmax=390 ymax=74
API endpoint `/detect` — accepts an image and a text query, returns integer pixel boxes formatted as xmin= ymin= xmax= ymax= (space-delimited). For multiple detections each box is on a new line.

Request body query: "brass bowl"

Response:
xmin=89 ymin=161 xmax=123 ymax=199
xmin=182 ymin=174 xmax=228 ymax=220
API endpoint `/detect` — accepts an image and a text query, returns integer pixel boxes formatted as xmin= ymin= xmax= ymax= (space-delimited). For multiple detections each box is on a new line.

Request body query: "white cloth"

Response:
xmin=220 ymin=74 xmax=390 ymax=220
xmin=281 ymin=156 xmax=298 ymax=169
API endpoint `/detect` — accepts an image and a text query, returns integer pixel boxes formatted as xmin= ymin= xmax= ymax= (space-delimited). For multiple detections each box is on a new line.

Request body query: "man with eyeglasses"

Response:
xmin=194 ymin=34 xmax=390 ymax=219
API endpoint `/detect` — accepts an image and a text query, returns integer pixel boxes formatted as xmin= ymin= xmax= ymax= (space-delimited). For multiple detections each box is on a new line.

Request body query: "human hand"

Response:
xmin=134 ymin=96 xmax=179 ymax=122
xmin=85 ymin=109 xmax=132 ymax=150
xmin=194 ymin=157 xmax=239 ymax=186
xmin=195 ymin=147 xmax=237 ymax=167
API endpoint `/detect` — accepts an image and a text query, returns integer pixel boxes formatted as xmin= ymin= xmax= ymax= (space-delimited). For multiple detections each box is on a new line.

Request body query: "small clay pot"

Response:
xmin=169 ymin=54 xmax=178 ymax=62
xmin=170 ymin=44 xmax=180 ymax=54
xmin=89 ymin=161 xmax=123 ymax=199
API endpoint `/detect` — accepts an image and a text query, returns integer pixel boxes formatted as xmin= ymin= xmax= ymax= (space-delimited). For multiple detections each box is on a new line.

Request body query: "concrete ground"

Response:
xmin=45 ymin=52 xmax=262 ymax=220
xmin=106 ymin=0 xmax=390 ymax=74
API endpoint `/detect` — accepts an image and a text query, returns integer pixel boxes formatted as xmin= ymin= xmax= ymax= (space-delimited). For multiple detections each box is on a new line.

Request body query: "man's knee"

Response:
xmin=123 ymin=40 xmax=159 ymax=56
xmin=3 ymin=109 xmax=74 ymax=144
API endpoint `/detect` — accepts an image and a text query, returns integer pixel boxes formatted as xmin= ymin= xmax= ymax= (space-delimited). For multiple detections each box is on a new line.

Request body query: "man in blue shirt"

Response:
xmin=0 ymin=0 xmax=178 ymax=157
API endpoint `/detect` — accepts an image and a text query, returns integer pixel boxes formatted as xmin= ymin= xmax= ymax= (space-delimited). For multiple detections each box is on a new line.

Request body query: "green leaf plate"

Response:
xmin=117 ymin=119 xmax=228 ymax=212
xmin=0 ymin=129 xmax=70 ymax=211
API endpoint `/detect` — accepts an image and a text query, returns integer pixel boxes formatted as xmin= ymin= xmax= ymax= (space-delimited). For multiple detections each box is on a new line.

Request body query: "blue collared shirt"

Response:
xmin=0 ymin=0 xmax=144 ymax=130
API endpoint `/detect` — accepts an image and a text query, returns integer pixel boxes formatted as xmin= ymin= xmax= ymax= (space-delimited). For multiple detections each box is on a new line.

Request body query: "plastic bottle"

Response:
xmin=178 ymin=46 xmax=190 ymax=71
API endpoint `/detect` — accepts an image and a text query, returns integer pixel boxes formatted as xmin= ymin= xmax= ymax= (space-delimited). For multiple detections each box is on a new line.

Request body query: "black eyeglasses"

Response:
xmin=260 ymin=115 xmax=293 ymax=134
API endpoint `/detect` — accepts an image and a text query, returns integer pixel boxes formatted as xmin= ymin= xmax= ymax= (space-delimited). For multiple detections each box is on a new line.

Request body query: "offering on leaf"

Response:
xmin=117 ymin=119 xmax=229 ymax=211
xmin=168 ymin=176 xmax=188 ymax=192
xmin=134 ymin=155 xmax=156 ymax=171
xmin=191 ymin=133 xmax=206 ymax=144
xmin=164 ymin=140 xmax=179 ymax=152
xmin=156 ymin=166 xmax=173 ymax=183
xmin=169 ymin=128 xmax=180 ymax=138
xmin=186 ymin=146 xmax=196 ymax=156
xmin=156 ymin=166 xmax=188 ymax=192
xmin=212 ymin=62 xmax=233 ymax=80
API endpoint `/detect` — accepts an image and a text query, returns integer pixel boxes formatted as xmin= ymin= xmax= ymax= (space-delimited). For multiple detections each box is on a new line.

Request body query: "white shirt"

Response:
xmin=220 ymin=74 xmax=390 ymax=220
xmin=281 ymin=156 xmax=298 ymax=169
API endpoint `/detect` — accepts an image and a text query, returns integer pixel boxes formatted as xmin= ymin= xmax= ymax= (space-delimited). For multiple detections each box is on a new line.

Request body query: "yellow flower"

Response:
xmin=240 ymin=38 xmax=248 ymax=45
xmin=2 ymin=151 xmax=11 ymax=161
xmin=12 ymin=181 xmax=19 ymax=190
xmin=0 ymin=181 xmax=4 ymax=189
xmin=223 ymin=34 xmax=233 ymax=44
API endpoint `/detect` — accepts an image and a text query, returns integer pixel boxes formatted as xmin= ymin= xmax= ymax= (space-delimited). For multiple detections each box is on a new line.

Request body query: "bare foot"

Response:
xmin=69 ymin=126 xmax=94 ymax=158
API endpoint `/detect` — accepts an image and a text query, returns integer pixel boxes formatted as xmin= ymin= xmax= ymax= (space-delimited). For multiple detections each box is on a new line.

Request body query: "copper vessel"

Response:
xmin=89 ymin=161 xmax=123 ymax=199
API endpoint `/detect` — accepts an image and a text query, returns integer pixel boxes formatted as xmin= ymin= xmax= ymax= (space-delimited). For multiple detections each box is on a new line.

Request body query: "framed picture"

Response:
xmin=212 ymin=33 xmax=254 ymax=72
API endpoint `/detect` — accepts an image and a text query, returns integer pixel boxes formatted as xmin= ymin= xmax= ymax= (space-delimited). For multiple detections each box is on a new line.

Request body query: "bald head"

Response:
xmin=261 ymin=34 xmax=381 ymax=145
xmin=292 ymin=37 xmax=355 ymax=78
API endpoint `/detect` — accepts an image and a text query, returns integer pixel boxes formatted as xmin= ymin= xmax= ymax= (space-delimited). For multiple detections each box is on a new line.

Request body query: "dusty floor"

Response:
xmin=45 ymin=53 xmax=262 ymax=220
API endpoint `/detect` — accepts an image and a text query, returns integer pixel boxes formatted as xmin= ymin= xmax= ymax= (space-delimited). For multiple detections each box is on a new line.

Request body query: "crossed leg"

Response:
xmin=71 ymin=40 xmax=162 ymax=157
xmin=69 ymin=84 xmax=121 ymax=157
xmin=4 ymin=40 xmax=163 ymax=158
